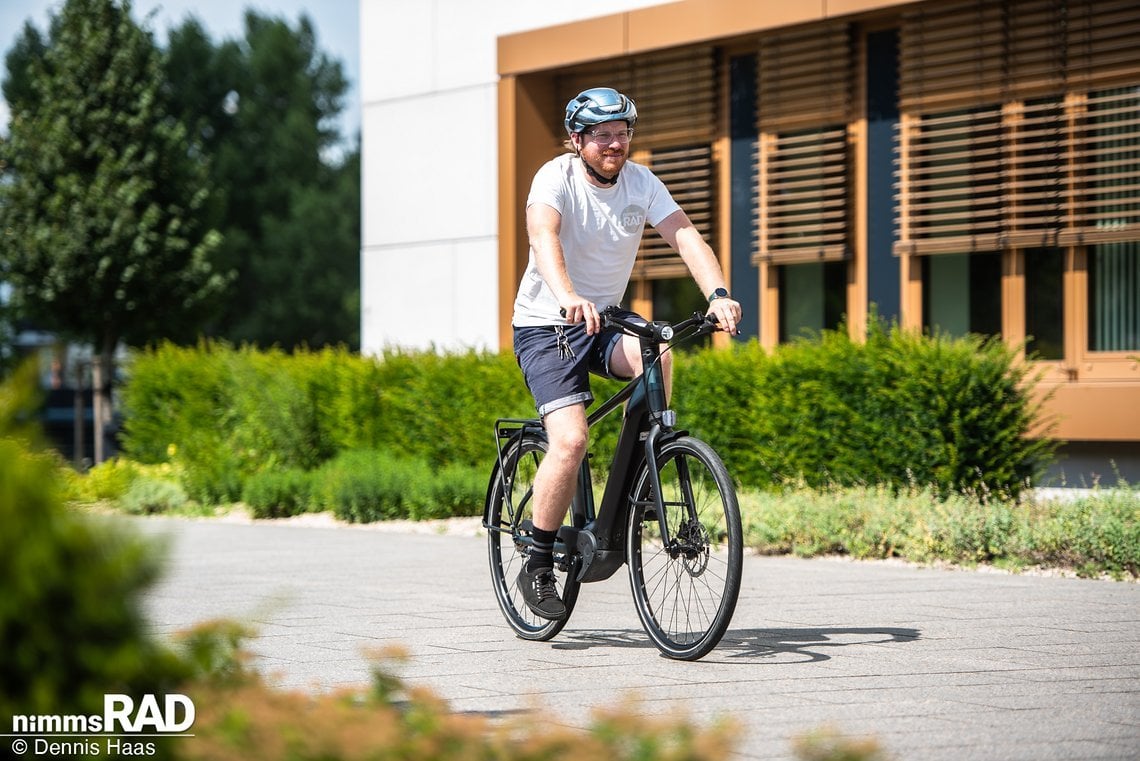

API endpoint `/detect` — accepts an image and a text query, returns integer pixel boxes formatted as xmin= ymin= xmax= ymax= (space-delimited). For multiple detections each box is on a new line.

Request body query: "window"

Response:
xmin=778 ymin=261 xmax=846 ymax=342
xmin=866 ymin=29 xmax=901 ymax=321
xmin=1089 ymin=243 xmax=1140 ymax=351
xmin=897 ymin=0 xmax=1140 ymax=364
xmin=633 ymin=145 xmax=715 ymax=281
xmin=729 ymin=53 xmax=760 ymax=340
xmin=755 ymin=23 xmax=852 ymax=345
xmin=650 ymin=278 xmax=710 ymax=348
xmin=922 ymin=253 xmax=1001 ymax=339
xmin=1025 ymin=248 xmax=1064 ymax=360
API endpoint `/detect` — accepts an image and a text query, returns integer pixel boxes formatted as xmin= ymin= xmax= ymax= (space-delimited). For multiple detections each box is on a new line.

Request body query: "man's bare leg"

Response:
xmin=516 ymin=403 xmax=587 ymax=620
xmin=531 ymin=403 xmax=589 ymax=533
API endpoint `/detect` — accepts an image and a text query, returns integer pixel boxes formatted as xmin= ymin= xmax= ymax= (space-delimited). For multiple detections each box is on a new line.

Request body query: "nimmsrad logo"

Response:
xmin=619 ymin=204 xmax=646 ymax=233
xmin=10 ymin=694 xmax=195 ymax=734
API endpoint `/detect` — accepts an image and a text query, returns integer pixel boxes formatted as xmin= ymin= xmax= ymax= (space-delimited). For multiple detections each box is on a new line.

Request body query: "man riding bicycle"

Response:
xmin=511 ymin=86 xmax=743 ymax=620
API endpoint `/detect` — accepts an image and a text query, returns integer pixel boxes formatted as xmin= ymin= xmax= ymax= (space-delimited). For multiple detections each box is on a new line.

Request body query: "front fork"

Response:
xmin=640 ymin=350 xmax=688 ymax=550
xmin=642 ymin=422 xmax=674 ymax=548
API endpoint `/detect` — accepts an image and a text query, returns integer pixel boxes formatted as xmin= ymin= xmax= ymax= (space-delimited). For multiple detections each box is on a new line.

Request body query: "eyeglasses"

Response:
xmin=585 ymin=128 xmax=634 ymax=144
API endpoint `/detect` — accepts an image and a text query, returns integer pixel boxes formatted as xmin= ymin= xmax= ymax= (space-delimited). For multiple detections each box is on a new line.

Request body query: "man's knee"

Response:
xmin=544 ymin=407 xmax=589 ymax=461
xmin=548 ymin=424 xmax=588 ymax=461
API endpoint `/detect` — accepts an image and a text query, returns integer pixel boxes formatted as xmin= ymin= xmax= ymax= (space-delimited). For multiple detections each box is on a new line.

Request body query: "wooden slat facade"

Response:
xmin=497 ymin=0 xmax=1140 ymax=442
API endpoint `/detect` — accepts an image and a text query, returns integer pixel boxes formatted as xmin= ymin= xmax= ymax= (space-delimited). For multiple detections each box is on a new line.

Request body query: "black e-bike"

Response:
xmin=484 ymin=307 xmax=742 ymax=661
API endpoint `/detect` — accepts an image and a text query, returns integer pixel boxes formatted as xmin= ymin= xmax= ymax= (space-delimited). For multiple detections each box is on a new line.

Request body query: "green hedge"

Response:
xmin=675 ymin=322 xmax=1055 ymax=499
xmin=120 ymin=343 xmax=539 ymax=504
xmin=120 ymin=324 xmax=1054 ymax=505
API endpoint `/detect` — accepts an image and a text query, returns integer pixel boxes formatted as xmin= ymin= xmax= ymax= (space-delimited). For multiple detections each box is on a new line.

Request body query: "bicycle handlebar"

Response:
xmin=556 ymin=305 xmax=719 ymax=343
xmin=599 ymin=306 xmax=719 ymax=343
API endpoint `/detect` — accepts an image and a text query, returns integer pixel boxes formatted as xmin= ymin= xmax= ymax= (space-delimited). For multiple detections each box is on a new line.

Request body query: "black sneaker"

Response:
xmin=517 ymin=566 xmax=567 ymax=620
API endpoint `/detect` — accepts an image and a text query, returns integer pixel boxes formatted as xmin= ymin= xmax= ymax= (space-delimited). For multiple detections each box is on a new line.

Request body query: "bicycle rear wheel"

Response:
xmin=486 ymin=433 xmax=580 ymax=641
xmin=626 ymin=435 xmax=742 ymax=660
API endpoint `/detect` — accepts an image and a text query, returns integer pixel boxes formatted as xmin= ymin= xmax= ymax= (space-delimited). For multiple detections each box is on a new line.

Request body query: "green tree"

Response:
xmin=0 ymin=287 xmax=15 ymax=377
xmin=0 ymin=0 xmax=228 ymax=460
xmin=165 ymin=12 xmax=360 ymax=349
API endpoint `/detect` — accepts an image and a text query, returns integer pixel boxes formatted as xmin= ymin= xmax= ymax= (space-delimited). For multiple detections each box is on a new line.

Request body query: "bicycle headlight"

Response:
xmin=660 ymin=326 xmax=674 ymax=341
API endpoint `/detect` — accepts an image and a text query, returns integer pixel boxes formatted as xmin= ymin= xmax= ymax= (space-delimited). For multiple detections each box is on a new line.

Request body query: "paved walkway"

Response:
xmin=136 ymin=515 xmax=1139 ymax=761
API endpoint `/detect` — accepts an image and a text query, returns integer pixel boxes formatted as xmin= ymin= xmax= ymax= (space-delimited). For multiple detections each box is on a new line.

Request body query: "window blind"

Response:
xmin=896 ymin=0 xmax=1140 ymax=256
xmin=632 ymin=145 xmax=715 ymax=280
xmin=1061 ymin=87 xmax=1140 ymax=245
xmin=755 ymin=23 xmax=853 ymax=264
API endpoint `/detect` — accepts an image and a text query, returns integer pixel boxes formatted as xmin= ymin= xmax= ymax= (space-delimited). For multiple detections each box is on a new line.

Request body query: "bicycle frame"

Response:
xmin=486 ymin=310 xmax=714 ymax=583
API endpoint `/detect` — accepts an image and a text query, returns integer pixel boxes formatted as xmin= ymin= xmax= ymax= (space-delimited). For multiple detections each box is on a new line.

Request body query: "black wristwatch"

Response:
xmin=708 ymin=287 xmax=730 ymax=303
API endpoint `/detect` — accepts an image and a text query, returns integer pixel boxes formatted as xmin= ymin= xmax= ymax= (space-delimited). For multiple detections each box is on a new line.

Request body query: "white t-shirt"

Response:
xmin=512 ymin=153 xmax=681 ymax=327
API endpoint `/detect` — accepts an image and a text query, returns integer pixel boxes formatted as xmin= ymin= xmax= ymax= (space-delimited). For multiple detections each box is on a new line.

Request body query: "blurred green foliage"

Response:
xmin=0 ymin=364 xmax=189 ymax=722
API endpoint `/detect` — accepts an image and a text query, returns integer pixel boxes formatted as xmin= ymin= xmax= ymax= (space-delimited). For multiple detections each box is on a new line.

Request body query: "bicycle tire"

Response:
xmin=626 ymin=435 xmax=742 ymax=660
xmin=486 ymin=432 xmax=581 ymax=641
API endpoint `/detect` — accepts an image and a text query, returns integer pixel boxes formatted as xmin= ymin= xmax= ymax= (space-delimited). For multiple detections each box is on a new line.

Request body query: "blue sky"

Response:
xmin=0 ymin=0 xmax=360 ymax=145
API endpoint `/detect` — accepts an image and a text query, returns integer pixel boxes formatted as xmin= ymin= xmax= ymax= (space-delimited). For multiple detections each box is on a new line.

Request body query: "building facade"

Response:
xmin=362 ymin=0 xmax=1140 ymax=481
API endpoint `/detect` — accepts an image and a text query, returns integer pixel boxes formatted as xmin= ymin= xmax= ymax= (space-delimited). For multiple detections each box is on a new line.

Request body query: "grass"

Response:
xmin=737 ymin=482 xmax=1140 ymax=580
xmin=65 ymin=456 xmax=1140 ymax=580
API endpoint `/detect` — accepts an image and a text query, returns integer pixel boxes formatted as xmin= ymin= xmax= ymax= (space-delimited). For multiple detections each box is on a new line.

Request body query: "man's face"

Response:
xmin=575 ymin=120 xmax=631 ymax=179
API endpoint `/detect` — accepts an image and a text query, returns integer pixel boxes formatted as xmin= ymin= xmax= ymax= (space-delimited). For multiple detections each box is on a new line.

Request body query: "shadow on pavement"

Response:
xmin=548 ymin=626 xmax=921 ymax=662
xmin=716 ymin=626 xmax=921 ymax=662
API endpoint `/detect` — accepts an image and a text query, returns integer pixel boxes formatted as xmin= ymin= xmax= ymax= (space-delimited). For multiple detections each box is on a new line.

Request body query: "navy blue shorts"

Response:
xmin=513 ymin=309 xmax=645 ymax=417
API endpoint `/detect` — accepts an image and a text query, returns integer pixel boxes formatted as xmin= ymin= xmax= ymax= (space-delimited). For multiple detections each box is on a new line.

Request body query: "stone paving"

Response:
xmin=137 ymin=516 xmax=1140 ymax=760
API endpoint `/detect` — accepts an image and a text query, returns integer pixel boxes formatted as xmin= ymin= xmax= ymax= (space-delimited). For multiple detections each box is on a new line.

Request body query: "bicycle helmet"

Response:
xmin=564 ymin=87 xmax=638 ymax=136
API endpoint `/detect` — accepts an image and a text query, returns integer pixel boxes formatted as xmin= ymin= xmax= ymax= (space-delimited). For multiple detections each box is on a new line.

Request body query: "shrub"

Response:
xmin=413 ymin=462 xmax=487 ymax=520
xmin=242 ymin=468 xmax=313 ymax=519
xmin=120 ymin=343 xmax=535 ymax=503
xmin=313 ymin=450 xmax=428 ymax=523
xmin=118 ymin=341 xmax=241 ymax=503
xmin=312 ymin=449 xmax=485 ymax=523
xmin=1020 ymin=488 xmax=1140 ymax=578
xmin=67 ymin=457 xmax=140 ymax=501
xmin=369 ymin=348 xmax=537 ymax=468
xmin=707 ymin=321 xmax=1054 ymax=498
xmin=119 ymin=476 xmax=191 ymax=514
xmin=64 ymin=457 xmax=190 ymax=513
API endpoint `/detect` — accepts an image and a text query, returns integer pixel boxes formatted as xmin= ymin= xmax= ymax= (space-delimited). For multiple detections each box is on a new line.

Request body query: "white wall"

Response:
xmin=359 ymin=0 xmax=668 ymax=354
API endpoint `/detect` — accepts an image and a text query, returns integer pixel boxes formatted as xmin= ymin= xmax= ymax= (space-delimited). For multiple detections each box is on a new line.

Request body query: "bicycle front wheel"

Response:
xmin=627 ymin=435 xmax=742 ymax=660
xmin=486 ymin=433 xmax=580 ymax=641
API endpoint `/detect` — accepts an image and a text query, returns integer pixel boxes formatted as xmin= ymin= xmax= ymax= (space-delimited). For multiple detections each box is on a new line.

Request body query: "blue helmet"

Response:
xmin=564 ymin=87 xmax=638 ymax=136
